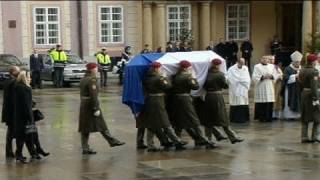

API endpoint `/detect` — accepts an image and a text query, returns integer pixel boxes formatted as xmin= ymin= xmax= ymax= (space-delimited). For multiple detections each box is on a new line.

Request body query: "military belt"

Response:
xmin=303 ymin=88 xmax=311 ymax=91
xmin=207 ymin=90 xmax=223 ymax=94
xmin=81 ymin=96 xmax=91 ymax=100
xmin=174 ymin=93 xmax=189 ymax=96
xmin=148 ymin=93 xmax=164 ymax=97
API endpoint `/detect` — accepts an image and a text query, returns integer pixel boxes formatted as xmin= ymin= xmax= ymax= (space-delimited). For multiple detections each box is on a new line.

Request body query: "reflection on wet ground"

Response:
xmin=0 ymin=83 xmax=320 ymax=180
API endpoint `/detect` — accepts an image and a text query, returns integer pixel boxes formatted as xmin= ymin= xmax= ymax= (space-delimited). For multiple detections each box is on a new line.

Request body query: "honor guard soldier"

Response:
xmin=79 ymin=63 xmax=125 ymax=155
xmin=49 ymin=44 xmax=67 ymax=88
xmin=139 ymin=62 xmax=187 ymax=152
xmin=96 ymin=47 xmax=111 ymax=87
xmin=167 ymin=60 xmax=217 ymax=149
xmin=203 ymin=59 xmax=244 ymax=144
xmin=298 ymin=54 xmax=320 ymax=143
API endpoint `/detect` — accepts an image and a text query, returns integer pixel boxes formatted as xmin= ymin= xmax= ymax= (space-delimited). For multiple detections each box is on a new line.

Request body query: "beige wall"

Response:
xmin=85 ymin=0 xmax=142 ymax=60
xmin=212 ymin=2 xmax=225 ymax=43
xmin=21 ymin=1 xmax=72 ymax=57
xmin=251 ymin=1 xmax=277 ymax=66
xmin=0 ymin=2 xmax=4 ymax=54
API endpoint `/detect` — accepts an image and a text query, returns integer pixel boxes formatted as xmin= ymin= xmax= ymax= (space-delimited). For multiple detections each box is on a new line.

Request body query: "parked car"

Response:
xmin=0 ymin=54 xmax=28 ymax=88
xmin=39 ymin=52 xmax=87 ymax=86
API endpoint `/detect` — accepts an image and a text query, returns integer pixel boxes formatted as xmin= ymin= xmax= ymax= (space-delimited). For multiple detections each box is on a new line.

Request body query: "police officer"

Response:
xmin=2 ymin=66 xmax=20 ymax=158
xmin=139 ymin=62 xmax=186 ymax=151
xmin=50 ymin=45 xmax=67 ymax=88
xmin=168 ymin=60 xmax=217 ymax=149
xmin=298 ymin=54 xmax=320 ymax=143
xmin=96 ymin=47 xmax=111 ymax=87
xmin=79 ymin=63 xmax=125 ymax=155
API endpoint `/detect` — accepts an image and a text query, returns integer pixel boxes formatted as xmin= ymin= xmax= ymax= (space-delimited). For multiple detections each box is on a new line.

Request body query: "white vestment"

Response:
xmin=227 ymin=64 xmax=251 ymax=106
xmin=252 ymin=63 xmax=276 ymax=103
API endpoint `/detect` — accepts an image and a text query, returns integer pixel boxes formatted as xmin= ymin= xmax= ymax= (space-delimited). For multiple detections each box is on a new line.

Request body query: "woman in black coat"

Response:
xmin=13 ymin=71 xmax=40 ymax=163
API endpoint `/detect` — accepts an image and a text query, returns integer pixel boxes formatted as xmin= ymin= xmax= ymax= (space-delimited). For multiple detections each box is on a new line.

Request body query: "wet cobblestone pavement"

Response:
xmin=0 ymin=81 xmax=320 ymax=180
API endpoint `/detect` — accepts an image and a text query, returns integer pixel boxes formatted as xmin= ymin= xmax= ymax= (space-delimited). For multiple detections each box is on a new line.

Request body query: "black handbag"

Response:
xmin=25 ymin=124 xmax=37 ymax=134
xmin=33 ymin=109 xmax=45 ymax=122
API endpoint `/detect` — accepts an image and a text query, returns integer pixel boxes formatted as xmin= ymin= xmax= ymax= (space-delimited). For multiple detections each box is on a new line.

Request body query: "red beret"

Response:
xmin=86 ymin=63 xmax=98 ymax=70
xmin=151 ymin=62 xmax=162 ymax=69
xmin=212 ymin=58 xmax=222 ymax=65
xmin=180 ymin=60 xmax=192 ymax=68
xmin=307 ymin=54 xmax=318 ymax=63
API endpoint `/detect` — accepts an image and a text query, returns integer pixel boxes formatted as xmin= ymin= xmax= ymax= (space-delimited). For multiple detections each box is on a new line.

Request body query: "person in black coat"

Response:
xmin=1 ymin=66 xmax=20 ymax=158
xmin=214 ymin=38 xmax=227 ymax=60
xmin=240 ymin=40 xmax=253 ymax=71
xmin=13 ymin=71 xmax=41 ymax=163
xmin=206 ymin=41 xmax=215 ymax=51
xmin=30 ymin=49 xmax=44 ymax=89
xmin=166 ymin=42 xmax=173 ymax=52
xmin=270 ymin=36 xmax=282 ymax=56
xmin=230 ymin=40 xmax=239 ymax=66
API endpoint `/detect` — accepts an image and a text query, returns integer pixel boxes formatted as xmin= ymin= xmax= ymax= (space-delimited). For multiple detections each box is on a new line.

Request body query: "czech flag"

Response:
xmin=122 ymin=51 xmax=226 ymax=115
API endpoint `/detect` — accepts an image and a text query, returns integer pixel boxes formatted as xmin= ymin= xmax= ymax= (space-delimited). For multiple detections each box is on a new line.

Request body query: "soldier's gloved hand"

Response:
xmin=312 ymin=100 xmax=320 ymax=106
xmin=94 ymin=110 xmax=101 ymax=117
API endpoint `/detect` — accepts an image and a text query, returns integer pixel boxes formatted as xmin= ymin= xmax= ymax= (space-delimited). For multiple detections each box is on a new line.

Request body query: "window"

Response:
xmin=226 ymin=4 xmax=250 ymax=40
xmin=99 ymin=6 xmax=123 ymax=43
xmin=33 ymin=7 xmax=60 ymax=45
xmin=167 ymin=5 xmax=191 ymax=41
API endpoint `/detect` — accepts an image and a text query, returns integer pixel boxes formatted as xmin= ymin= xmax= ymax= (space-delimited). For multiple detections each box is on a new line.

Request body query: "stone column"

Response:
xmin=200 ymin=2 xmax=211 ymax=50
xmin=301 ymin=1 xmax=313 ymax=51
xmin=315 ymin=1 xmax=320 ymax=33
xmin=143 ymin=3 xmax=153 ymax=48
xmin=192 ymin=3 xmax=199 ymax=50
xmin=155 ymin=3 xmax=166 ymax=51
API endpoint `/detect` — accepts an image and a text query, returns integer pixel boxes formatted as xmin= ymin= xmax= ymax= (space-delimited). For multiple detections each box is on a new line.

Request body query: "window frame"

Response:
xmin=33 ymin=6 xmax=61 ymax=46
xmin=166 ymin=4 xmax=192 ymax=42
xmin=226 ymin=3 xmax=250 ymax=41
xmin=98 ymin=5 xmax=124 ymax=44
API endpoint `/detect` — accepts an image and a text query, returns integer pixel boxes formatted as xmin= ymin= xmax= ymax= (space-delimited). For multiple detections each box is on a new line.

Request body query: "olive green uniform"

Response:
xmin=140 ymin=69 xmax=182 ymax=149
xmin=168 ymin=71 xmax=208 ymax=144
xmin=298 ymin=65 xmax=320 ymax=142
xmin=79 ymin=73 xmax=122 ymax=151
xmin=203 ymin=68 xmax=239 ymax=142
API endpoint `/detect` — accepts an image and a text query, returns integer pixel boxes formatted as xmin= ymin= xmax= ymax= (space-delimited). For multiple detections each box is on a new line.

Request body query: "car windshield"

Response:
xmin=67 ymin=54 xmax=84 ymax=64
xmin=0 ymin=55 xmax=22 ymax=66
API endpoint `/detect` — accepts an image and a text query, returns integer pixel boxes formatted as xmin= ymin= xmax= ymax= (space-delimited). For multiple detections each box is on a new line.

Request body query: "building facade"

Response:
xmin=0 ymin=1 xmax=318 ymax=66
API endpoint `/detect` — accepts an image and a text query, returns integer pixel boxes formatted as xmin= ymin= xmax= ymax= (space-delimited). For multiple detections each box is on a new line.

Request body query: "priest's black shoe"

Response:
xmin=137 ymin=144 xmax=148 ymax=149
xmin=110 ymin=141 xmax=125 ymax=147
xmin=16 ymin=156 xmax=27 ymax=164
xmin=147 ymin=147 xmax=160 ymax=152
xmin=83 ymin=149 xmax=97 ymax=155
xmin=216 ymin=136 xmax=228 ymax=141
xmin=37 ymin=149 xmax=50 ymax=157
xmin=231 ymin=138 xmax=244 ymax=144
xmin=206 ymin=142 xmax=219 ymax=149
xmin=31 ymin=154 xmax=42 ymax=161
xmin=6 ymin=152 xmax=15 ymax=159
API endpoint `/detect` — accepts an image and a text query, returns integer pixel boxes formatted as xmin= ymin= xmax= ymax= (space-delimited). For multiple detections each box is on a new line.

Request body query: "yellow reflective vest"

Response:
xmin=50 ymin=50 xmax=68 ymax=62
xmin=96 ymin=53 xmax=111 ymax=65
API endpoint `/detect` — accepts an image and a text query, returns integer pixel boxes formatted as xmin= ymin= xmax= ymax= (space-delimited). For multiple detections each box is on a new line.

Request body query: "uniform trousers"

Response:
xmin=81 ymin=130 xmax=120 ymax=151
xmin=205 ymin=126 xmax=237 ymax=141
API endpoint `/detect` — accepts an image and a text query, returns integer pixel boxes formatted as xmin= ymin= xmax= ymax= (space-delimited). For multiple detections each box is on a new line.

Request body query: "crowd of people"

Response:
xmin=3 ymin=38 xmax=320 ymax=163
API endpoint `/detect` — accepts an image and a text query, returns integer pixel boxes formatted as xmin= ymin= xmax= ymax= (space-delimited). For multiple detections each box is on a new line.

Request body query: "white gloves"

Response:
xmin=94 ymin=110 xmax=101 ymax=117
xmin=312 ymin=100 xmax=320 ymax=106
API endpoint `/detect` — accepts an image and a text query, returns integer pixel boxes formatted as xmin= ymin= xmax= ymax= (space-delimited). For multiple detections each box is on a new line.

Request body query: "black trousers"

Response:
xmin=16 ymin=134 xmax=36 ymax=157
xmin=100 ymin=70 xmax=108 ymax=87
xmin=54 ymin=67 xmax=64 ymax=88
xmin=5 ymin=125 xmax=14 ymax=155
xmin=31 ymin=70 xmax=42 ymax=88
xmin=254 ymin=102 xmax=274 ymax=122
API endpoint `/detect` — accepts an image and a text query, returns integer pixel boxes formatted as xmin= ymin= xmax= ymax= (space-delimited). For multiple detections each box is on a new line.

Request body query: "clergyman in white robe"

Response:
xmin=252 ymin=56 xmax=276 ymax=122
xmin=227 ymin=58 xmax=251 ymax=123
